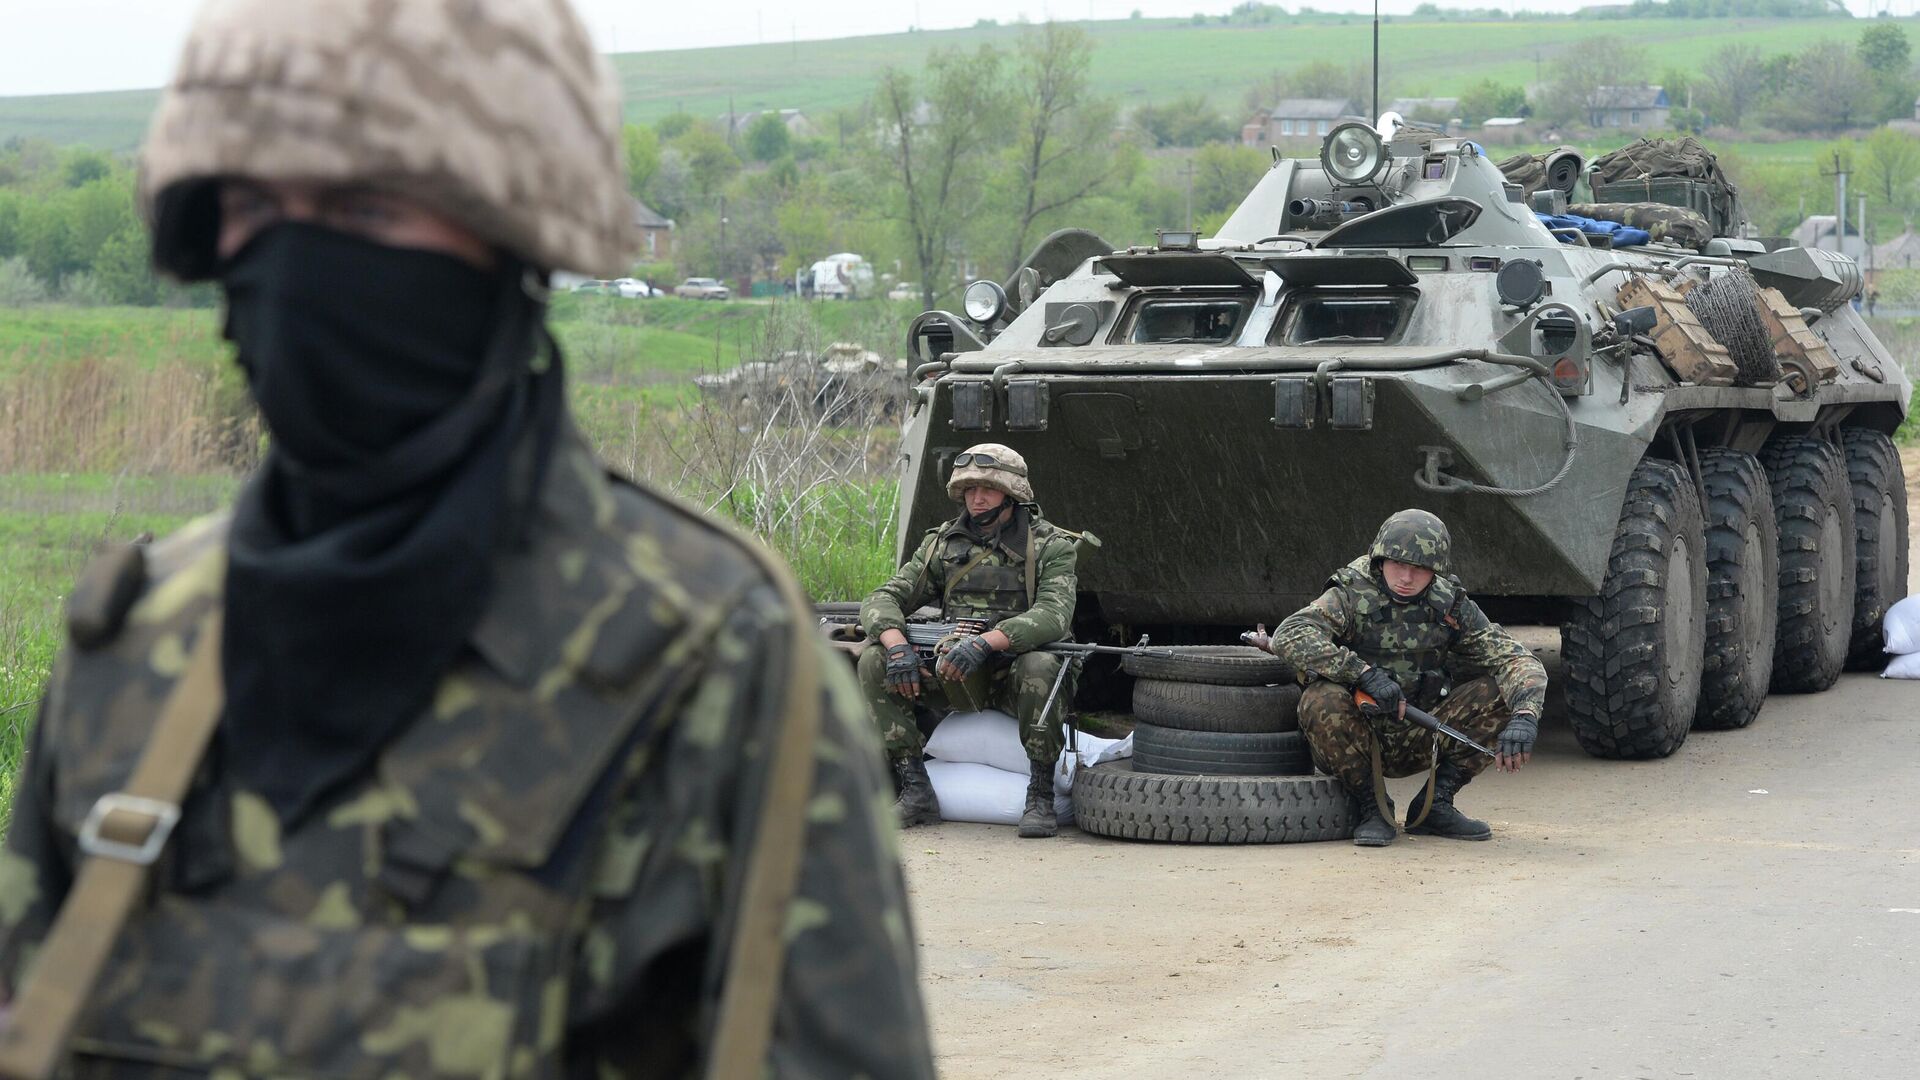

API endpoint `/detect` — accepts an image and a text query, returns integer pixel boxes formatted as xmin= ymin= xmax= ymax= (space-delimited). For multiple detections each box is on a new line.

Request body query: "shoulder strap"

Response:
xmin=703 ymin=544 xmax=823 ymax=1080
xmin=0 ymin=612 xmax=225 ymax=1080
xmin=1024 ymin=526 xmax=1036 ymax=609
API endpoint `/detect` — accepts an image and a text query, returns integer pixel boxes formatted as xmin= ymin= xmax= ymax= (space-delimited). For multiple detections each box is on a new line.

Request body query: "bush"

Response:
xmin=0 ymin=257 xmax=49 ymax=305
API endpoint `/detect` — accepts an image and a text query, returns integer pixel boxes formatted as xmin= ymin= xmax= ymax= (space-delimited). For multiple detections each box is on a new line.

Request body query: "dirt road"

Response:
xmin=900 ymin=446 xmax=1919 ymax=1079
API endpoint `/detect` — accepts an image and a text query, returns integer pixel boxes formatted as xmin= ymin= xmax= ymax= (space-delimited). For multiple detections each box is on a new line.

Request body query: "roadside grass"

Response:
xmin=0 ymin=505 xmax=211 ymax=827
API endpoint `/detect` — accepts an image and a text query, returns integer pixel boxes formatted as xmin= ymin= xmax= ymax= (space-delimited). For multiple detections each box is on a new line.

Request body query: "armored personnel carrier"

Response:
xmin=895 ymin=126 xmax=1911 ymax=761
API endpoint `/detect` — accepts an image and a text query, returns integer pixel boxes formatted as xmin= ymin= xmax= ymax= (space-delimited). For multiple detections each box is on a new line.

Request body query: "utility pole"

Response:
xmin=1823 ymin=152 xmax=1849 ymax=256
xmin=1861 ymin=194 xmax=1870 ymax=269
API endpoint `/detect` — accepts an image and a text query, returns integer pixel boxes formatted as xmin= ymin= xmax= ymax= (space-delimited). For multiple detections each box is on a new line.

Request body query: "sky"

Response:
xmin=0 ymin=0 xmax=1895 ymax=97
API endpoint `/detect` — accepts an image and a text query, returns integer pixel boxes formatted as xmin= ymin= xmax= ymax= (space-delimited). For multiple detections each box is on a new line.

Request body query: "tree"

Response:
xmin=1862 ymin=126 xmax=1920 ymax=210
xmin=1132 ymin=95 xmax=1235 ymax=147
xmin=1763 ymin=42 xmax=1875 ymax=133
xmin=871 ymin=46 xmax=1009 ymax=309
xmin=1191 ymin=143 xmax=1267 ymax=220
xmin=91 ymin=223 xmax=161 ymax=305
xmin=743 ymin=112 xmax=793 ymax=163
xmin=992 ymin=23 xmax=1118 ymax=279
xmin=1858 ymin=23 xmax=1910 ymax=77
xmin=673 ymin=125 xmax=742 ymax=198
xmin=1698 ymin=43 xmax=1771 ymax=129
xmin=1456 ymin=79 xmax=1527 ymax=123
xmin=1536 ymin=37 xmax=1648 ymax=128
xmin=623 ymin=123 xmax=660 ymax=201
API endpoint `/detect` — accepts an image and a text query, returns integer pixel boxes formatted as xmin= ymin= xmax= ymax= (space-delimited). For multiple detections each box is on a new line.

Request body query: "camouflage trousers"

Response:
xmin=1297 ymin=676 xmax=1512 ymax=797
xmin=856 ymin=644 xmax=1069 ymax=764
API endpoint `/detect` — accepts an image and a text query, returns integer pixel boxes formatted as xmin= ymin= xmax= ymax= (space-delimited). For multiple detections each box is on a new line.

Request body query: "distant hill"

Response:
xmin=0 ymin=14 xmax=1899 ymax=152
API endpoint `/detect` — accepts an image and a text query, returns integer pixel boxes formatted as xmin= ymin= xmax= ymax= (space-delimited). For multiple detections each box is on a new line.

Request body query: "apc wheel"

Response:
xmin=1131 ymin=679 xmax=1300 ymax=734
xmin=1129 ymin=722 xmax=1313 ymax=776
xmin=1841 ymin=429 xmax=1910 ymax=670
xmin=1762 ymin=435 xmax=1856 ymax=693
xmin=1562 ymin=458 xmax=1707 ymax=759
xmin=1693 ymin=449 xmax=1777 ymax=731
xmin=1072 ymin=762 xmax=1353 ymax=844
xmin=1120 ymin=646 xmax=1292 ymax=687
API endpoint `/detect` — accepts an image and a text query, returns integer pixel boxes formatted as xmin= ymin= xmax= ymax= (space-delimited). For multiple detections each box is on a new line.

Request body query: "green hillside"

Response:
xmin=1 ymin=14 xmax=1906 ymax=152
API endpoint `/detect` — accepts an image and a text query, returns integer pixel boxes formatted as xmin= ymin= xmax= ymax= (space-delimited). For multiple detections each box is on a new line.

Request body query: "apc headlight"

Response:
xmin=1322 ymin=122 xmax=1386 ymax=185
xmin=963 ymin=279 xmax=1008 ymax=325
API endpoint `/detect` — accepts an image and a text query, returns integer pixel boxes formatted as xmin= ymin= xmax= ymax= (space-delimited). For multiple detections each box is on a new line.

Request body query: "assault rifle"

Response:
xmin=1354 ymin=688 xmax=1497 ymax=757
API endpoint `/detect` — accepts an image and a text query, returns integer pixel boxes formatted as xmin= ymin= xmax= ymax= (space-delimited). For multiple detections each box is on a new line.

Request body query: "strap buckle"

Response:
xmin=77 ymin=793 xmax=182 ymax=866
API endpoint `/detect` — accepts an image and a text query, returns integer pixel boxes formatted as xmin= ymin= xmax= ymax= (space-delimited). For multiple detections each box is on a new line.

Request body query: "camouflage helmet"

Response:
xmin=139 ymin=0 xmax=637 ymax=279
xmin=1369 ymin=509 xmax=1451 ymax=575
xmin=945 ymin=443 xmax=1034 ymax=504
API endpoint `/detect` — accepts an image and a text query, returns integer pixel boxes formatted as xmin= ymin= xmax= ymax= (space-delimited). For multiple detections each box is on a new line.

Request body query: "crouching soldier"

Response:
xmin=858 ymin=445 xmax=1081 ymax=838
xmin=1265 ymin=510 xmax=1547 ymax=847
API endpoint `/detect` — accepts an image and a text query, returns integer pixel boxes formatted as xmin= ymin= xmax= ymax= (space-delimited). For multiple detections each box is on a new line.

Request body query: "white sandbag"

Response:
xmin=924 ymin=710 xmax=1029 ymax=773
xmin=925 ymin=760 xmax=1074 ymax=827
xmin=1885 ymin=595 xmax=1920 ymax=656
xmin=1883 ymin=651 xmax=1920 ymax=680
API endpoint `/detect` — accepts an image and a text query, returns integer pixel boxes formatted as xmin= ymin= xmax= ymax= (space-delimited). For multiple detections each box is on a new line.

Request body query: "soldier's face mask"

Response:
xmin=220 ymin=222 xmax=498 ymax=471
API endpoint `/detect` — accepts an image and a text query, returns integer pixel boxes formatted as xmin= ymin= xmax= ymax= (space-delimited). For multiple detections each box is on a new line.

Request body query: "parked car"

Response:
xmin=612 ymin=277 xmax=656 ymax=298
xmin=887 ymin=281 xmax=920 ymax=302
xmin=675 ymin=277 xmax=730 ymax=300
xmin=571 ymin=279 xmax=619 ymax=296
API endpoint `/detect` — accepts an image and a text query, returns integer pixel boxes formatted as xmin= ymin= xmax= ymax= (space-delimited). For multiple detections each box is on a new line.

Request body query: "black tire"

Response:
xmin=1130 ymin=679 xmax=1300 ymax=734
xmin=1693 ymin=449 xmax=1778 ymax=731
xmin=1563 ymin=458 xmax=1707 ymax=759
xmin=1763 ymin=435 xmax=1857 ymax=693
xmin=1072 ymin=762 xmax=1354 ymax=843
xmin=1120 ymin=645 xmax=1292 ymax=686
xmin=1841 ymin=429 xmax=1910 ymax=670
xmin=1130 ymin=722 xmax=1313 ymax=776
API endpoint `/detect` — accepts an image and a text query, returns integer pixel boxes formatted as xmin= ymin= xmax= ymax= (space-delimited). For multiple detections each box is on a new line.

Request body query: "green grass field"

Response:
xmin=1 ymin=15 xmax=1905 ymax=151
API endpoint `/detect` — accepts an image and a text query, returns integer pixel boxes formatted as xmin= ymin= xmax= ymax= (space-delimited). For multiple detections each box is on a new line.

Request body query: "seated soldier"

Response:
xmin=857 ymin=444 xmax=1081 ymax=838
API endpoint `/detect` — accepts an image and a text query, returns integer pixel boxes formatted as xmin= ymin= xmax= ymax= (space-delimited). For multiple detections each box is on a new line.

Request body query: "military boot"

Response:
xmin=892 ymin=755 xmax=942 ymax=829
xmin=1405 ymin=763 xmax=1492 ymax=841
xmin=1350 ymin=789 xmax=1396 ymax=848
xmin=1018 ymin=759 xmax=1057 ymax=839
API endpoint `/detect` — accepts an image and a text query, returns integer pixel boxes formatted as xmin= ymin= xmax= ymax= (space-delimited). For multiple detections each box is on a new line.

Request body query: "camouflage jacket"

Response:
xmin=1273 ymin=555 xmax=1547 ymax=717
xmin=859 ymin=507 xmax=1078 ymax=653
xmin=0 ymin=432 xmax=934 ymax=1079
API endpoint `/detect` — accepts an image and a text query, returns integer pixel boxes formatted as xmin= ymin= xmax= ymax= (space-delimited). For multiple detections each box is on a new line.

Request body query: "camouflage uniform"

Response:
xmin=0 ymin=438 xmax=933 ymax=1077
xmin=1274 ymin=510 xmax=1547 ymax=798
xmin=857 ymin=507 xmax=1080 ymax=764
xmin=0 ymin=1 xmax=932 ymax=1075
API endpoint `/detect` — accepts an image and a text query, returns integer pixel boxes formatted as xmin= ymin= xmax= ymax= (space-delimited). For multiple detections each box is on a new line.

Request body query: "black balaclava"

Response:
xmin=218 ymin=222 xmax=563 ymax=823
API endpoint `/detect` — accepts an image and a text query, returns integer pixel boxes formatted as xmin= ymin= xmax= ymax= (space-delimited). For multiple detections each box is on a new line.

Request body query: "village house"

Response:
xmin=1243 ymin=98 xmax=1359 ymax=146
xmin=1587 ymin=85 xmax=1670 ymax=131
xmin=723 ymin=108 xmax=819 ymax=141
xmin=634 ymin=198 xmax=675 ymax=261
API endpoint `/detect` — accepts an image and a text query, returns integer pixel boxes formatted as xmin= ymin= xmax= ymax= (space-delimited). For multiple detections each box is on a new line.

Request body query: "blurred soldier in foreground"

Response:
xmin=0 ymin=2 xmax=932 ymax=1077
xmin=858 ymin=445 xmax=1082 ymax=838
xmin=1261 ymin=510 xmax=1547 ymax=848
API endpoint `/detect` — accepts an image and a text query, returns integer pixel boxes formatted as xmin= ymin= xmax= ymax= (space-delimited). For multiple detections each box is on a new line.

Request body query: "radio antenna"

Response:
xmin=1371 ymin=0 xmax=1380 ymax=123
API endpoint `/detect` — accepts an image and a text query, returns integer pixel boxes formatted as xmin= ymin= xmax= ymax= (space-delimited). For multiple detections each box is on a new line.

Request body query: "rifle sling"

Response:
xmin=0 ymin=611 xmax=225 ymax=1080
xmin=1367 ymin=729 xmax=1438 ymax=831
xmin=703 ymin=544 xmax=823 ymax=1080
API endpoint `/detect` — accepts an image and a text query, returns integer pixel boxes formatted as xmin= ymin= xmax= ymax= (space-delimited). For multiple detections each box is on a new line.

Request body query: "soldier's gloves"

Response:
xmin=884 ymin=642 xmax=922 ymax=695
xmin=1499 ymin=711 xmax=1540 ymax=758
xmin=1355 ymin=666 xmax=1404 ymax=722
xmin=938 ymin=634 xmax=996 ymax=681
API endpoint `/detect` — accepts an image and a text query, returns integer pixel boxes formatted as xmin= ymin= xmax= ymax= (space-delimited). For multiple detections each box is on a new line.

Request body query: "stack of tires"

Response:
xmin=1073 ymin=646 xmax=1355 ymax=844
